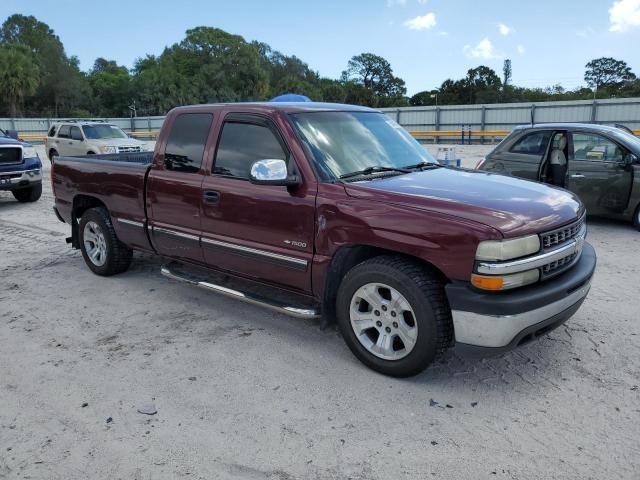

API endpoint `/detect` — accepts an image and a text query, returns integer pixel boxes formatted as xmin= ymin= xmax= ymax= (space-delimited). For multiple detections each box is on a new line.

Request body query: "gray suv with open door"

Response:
xmin=477 ymin=123 xmax=640 ymax=230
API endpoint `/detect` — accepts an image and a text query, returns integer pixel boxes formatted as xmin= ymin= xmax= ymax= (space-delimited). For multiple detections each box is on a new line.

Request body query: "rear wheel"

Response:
xmin=12 ymin=183 xmax=42 ymax=203
xmin=336 ymin=256 xmax=453 ymax=377
xmin=634 ymin=203 xmax=640 ymax=231
xmin=48 ymin=149 xmax=58 ymax=163
xmin=79 ymin=207 xmax=132 ymax=276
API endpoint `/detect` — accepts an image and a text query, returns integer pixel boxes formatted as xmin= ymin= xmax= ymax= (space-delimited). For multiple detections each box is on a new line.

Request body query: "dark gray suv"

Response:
xmin=477 ymin=123 xmax=640 ymax=230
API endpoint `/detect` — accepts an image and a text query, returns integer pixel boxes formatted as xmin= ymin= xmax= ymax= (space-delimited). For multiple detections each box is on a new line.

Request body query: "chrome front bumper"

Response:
xmin=446 ymin=242 xmax=596 ymax=349
xmin=452 ymin=278 xmax=591 ymax=348
xmin=0 ymin=168 xmax=42 ymax=190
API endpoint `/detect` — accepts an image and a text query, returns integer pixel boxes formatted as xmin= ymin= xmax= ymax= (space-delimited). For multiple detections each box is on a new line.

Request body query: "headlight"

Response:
xmin=476 ymin=235 xmax=540 ymax=261
xmin=23 ymin=146 xmax=39 ymax=159
xmin=100 ymin=146 xmax=118 ymax=154
xmin=471 ymin=269 xmax=540 ymax=291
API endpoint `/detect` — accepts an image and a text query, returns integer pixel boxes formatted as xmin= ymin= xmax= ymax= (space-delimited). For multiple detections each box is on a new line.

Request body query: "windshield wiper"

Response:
xmin=339 ymin=166 xmax=410 ymax=180
xmin=401 ymin=161 xmax=442 ymax=170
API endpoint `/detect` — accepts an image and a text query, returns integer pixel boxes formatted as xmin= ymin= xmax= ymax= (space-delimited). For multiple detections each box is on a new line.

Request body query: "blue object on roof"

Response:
xmin=270 ymin=94 xmax=311 ymax=102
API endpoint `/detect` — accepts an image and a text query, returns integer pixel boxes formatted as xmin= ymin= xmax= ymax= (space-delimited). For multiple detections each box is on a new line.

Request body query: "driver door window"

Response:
xmin=570 ymin=133 xmax=624 ymax=163
xmin=213 ymin=122 xmax=287 ymax=179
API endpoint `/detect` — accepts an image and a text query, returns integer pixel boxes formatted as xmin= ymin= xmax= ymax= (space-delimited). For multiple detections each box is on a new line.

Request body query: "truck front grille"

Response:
xmin=0 ymin=147 xmax=22 ymax=165
xmin=541 ymin=215 xmax=585 ymax=249
xmin=542 ymin=251 xmax=579 ymax=277
xmin=118 ymin=146 xmax=142 ymax=153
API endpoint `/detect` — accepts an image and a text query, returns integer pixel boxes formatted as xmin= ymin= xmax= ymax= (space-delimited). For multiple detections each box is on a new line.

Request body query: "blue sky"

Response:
xmin=2 ymin=0 xmax=640 ymax=95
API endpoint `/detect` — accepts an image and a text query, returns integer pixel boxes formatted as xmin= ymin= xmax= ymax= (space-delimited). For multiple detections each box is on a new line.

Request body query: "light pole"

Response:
xmin=430 ymin=93 xmax=439 ymax=106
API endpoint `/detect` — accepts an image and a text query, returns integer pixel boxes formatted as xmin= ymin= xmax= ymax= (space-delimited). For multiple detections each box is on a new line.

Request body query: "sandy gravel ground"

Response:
xmin=0 ymin=145 xmax=639 ymax=480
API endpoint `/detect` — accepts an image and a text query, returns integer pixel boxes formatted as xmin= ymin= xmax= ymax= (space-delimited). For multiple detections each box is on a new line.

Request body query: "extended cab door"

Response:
xmin=566 ymin=131 xmax=633 ymax=215
xmin=199 ymin=113 xmax=316 ymax=293
xmin=146 ymin=112 xmax=215 ymax=264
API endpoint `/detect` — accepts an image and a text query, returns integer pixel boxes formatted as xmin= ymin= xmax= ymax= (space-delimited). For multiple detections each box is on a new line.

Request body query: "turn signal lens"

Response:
xmin=471 ymin=269 xmax=540 ymax=291
xmin=471 ymin=274 xmax=505 ymax=291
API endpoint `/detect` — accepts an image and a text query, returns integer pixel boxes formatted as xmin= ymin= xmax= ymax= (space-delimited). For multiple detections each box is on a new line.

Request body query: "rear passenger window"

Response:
xmin=70 ymin=126 xmax=83 ymax=141
xmin=164 ymin=113 xmax=213 ymax=173
xmin=509 ymin=131 xmax=551 ymax=155
xmin=58 ymin=125 xmax=70 ymax=139
xmin=214 ymin=122 xmax=287 ymax=179
xmin=48 ymin=126 xmax=57 ymax=137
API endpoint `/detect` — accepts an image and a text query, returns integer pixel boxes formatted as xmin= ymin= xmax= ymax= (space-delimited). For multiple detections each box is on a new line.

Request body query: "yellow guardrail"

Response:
xmin=15 ymin=128 xmax=640 ymax=142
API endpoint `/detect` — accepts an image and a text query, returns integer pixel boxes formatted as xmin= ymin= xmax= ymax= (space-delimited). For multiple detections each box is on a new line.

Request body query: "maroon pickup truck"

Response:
xmin=52 ymin=102 xmax=596 ymax=377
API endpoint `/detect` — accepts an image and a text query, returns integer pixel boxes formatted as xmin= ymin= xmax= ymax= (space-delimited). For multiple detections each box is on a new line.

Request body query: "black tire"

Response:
xmin=78 ymin=207 xmax=132 ymax=276
xmin=336 ymin=255 xmax=453 ymax=377
xmin=12 ymin=183 xmax=42 ymax=203
xmin=634 ymin=203 xmax=640 ymax=232
xmin=48 ymin=149 xmax=58 ymax=163
xmin=87 ymin=151 xmax=95 ymax=155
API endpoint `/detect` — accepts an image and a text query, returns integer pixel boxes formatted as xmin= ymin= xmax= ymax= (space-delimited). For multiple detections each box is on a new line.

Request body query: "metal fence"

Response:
xmin=380 ymin=97 xmax=640 ymax=142
xmin=2 ymin=97 xmax=639 ymax=144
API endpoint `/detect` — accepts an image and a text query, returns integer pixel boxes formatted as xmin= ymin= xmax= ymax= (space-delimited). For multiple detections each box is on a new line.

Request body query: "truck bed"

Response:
xmin=52 ymin=152 xmax=153 ymax=238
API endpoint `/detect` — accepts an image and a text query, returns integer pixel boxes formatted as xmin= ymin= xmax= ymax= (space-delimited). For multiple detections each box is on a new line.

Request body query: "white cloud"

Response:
xmin=464 ymin=37 xmax=501 ymax=59
xmin=517 ymin=44 xmax=525 ymax=55
xmin=439 ymin=31 xmax=449 ymax=36
xmin=403 ymin=12 xmax=437 ymax=30
xmin=498 ymin=23 xmax=514 ymax=36
xmin=418 ymin=0 xmax=428 ymax=4
xmin=387 ymin=0 xmax=407 ymax=7
xmin=609 ymin=0 xmax=640 ymax=32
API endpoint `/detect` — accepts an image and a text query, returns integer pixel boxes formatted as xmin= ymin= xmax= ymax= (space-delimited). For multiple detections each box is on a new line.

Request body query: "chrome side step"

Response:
xmin=161 ymin=263 xmax=321 ymax=319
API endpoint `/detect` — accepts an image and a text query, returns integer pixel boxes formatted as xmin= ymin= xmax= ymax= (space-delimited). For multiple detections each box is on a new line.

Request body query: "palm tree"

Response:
xmin=0 ymin=44 xmax=39 ymax=117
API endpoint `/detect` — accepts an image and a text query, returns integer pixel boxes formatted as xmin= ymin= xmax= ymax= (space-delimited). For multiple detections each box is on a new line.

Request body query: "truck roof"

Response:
xmin=170 ymin=102 xmax=379 ymax=114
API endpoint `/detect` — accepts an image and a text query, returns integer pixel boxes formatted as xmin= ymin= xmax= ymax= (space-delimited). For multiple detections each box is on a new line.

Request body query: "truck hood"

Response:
xmin=344 ymin=167 xmax=583 ymax=237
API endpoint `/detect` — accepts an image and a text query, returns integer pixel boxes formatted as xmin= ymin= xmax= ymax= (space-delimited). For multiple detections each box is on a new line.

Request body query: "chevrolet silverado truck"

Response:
xmin=0 ymin=128 xmax=43 ymax=202
xmin=52 ymin=103 xmax=596 ymax=377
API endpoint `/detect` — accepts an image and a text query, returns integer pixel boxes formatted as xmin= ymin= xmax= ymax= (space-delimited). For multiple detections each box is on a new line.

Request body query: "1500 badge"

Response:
xmin=284 ymin=240 xmax=307 ymax=248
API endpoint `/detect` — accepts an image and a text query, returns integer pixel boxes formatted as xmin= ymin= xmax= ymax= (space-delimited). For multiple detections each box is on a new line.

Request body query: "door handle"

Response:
xmin=203 ymin=190 xmax=220 ymax=204
xmin=570 ymin=174 xmax=585 ymax=179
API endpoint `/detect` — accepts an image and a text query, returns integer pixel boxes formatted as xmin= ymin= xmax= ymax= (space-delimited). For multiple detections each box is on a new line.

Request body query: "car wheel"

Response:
xmin=12 ymin=183 xmax=42 ymax=203
xmin=87 ymin=151 xmax=95 ymax=154
xmin=79 ymin=207 xmax=132 ymax=276
xmin=336 ymin=255 xmax=453 ymax=377
xmin=634 ymin=204 xmax=640 ymax=232
xmin=48 ymin=149 xmax=58 ymax=163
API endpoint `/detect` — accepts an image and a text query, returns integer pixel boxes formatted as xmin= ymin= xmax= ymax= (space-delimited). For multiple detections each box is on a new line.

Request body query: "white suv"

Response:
xmin=45 ymin=120 xmax=148 ymax=161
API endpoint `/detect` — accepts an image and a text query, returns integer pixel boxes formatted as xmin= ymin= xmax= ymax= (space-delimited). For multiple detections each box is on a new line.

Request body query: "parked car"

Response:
xmin=45 ymin=120 xmax=149 ymax=161
xmin=52 ymin=103 xmax=596 ymax=377
xmin=0 ymin=128 xmax=42 ymax=202
xmin=476 ymin=123 xmax=640 ymax=230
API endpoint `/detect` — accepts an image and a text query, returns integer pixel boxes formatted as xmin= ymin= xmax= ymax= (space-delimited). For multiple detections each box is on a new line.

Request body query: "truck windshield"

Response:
xmin=82 ymin=125 xmax=129 ymax=140
xmin=290 ymin=111 xmax=437 ymax=180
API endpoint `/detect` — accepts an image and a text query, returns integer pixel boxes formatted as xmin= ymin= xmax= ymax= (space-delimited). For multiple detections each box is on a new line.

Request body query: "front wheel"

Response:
xmin=12 ymin=183 xmax=42 ymax=203
xmin=336 ymin=256 xmax=453 ymax=377
xmin=79 ymin=207 xmax=132 ymax=276
xmin=634 ymin=203 xmax=640 ymax=231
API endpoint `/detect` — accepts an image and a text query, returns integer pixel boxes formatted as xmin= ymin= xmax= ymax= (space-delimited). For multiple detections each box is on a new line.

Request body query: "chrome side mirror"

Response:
xmin=249 ymin=159 xmax=300 ymax=186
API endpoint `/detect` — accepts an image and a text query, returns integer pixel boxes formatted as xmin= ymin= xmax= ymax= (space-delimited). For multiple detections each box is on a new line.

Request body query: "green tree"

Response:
xmin=88 ymin=58 xmax=132 ymax=115
xmin=0 ymin=44 xmax=39 ymax=116
xmin=342 ymin=53 xmax=406 ymax=100
xmin=585 ymin=57 xmax=636 ymax=91
xmin=0 ymin=14 xmax=88 ymax=115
